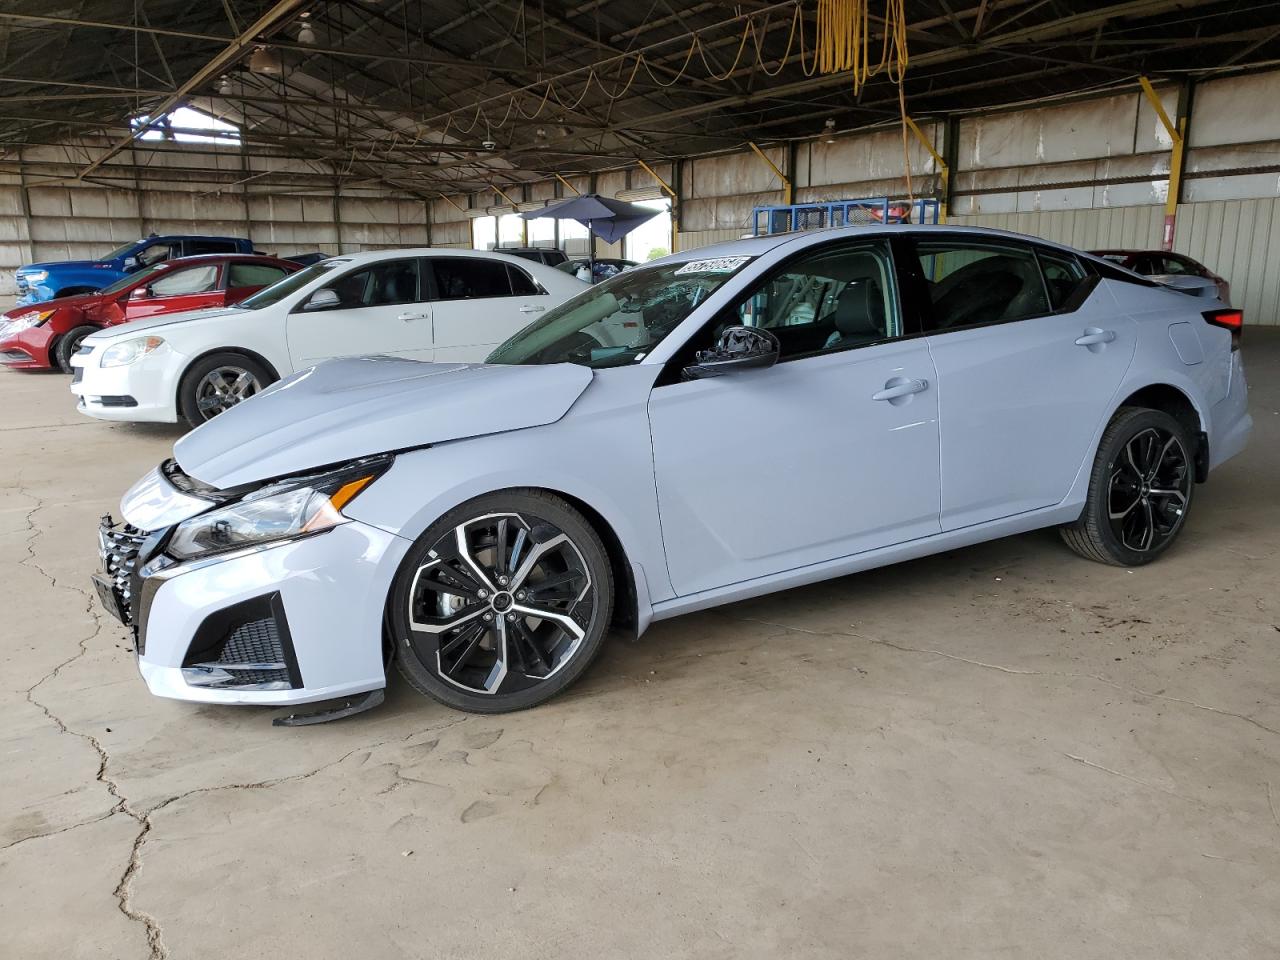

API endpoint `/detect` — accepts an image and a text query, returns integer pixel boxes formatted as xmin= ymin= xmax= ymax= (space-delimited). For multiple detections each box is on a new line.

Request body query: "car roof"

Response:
xmin=150 ymin=253 xmax=300 ymax=268
xmin=311 ymin=247 xmax=571 ymax=272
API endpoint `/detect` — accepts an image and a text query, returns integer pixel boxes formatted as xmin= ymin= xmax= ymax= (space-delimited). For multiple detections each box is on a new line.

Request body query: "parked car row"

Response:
xmin=54 ymin=225 xmax=1248 ymax=724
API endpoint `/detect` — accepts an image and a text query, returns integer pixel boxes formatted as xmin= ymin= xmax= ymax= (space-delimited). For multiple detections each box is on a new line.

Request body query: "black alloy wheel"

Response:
xmin=391 ymin=491 xmax=613 ymax=712
xmin=1061 ymin=407 xmax=1195 ymax=566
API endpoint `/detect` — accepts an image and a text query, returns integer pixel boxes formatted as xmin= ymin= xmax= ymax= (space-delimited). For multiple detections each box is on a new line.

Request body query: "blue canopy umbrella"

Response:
xmin=520 ymin=193 xmax=660 ymax=244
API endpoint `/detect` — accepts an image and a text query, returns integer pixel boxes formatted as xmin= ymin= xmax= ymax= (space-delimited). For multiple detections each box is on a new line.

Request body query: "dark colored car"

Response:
xmin=14 ymin=234 xmax=256 ymax=305
xmin=501 ymin=247 xmax=569 ymax=267
xmin=1091 ymin=249 xmax=1230 ymax=304
xmin=556 ymin=257 xmax=639 ymax=283
xmin=0 ymin=254 xmax=299 ymax=372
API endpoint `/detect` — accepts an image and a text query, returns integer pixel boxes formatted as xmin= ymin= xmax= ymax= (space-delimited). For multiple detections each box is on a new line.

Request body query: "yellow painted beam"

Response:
xmin=903 ymin=116 xmax=948 ymax=223
xmin=636 ymin=158 xmax=679 ymax=252
xmin=489 ymin=183 xmax=520 ymax=208
xmin=747 ymin=142 xmax=792 ymax=206
xmin=1139 ymin=76 xmax=1184 ymax=249
xmin=437 ymin=193 xmax=465 ymax=213
xmin=636 ymin=158 xmax=677 ymax=198
xmin=554 ymin=172 xmax=581 ymax=196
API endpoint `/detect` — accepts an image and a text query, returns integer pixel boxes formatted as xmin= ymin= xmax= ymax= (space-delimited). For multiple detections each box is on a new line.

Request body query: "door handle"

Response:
xmin=518 ymin=304 xmax=546 ymax=314
xmin=397 ymin=312 xmax=428 ymax=322
xmin=872 ymin=377 xmax=929 ymax=402
xmin=1074 ymin=328 xmax=1116 ymax=346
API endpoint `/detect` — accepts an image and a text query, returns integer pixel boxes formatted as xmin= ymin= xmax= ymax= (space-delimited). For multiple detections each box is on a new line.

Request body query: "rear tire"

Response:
xmin=1060 ymin=406 xmax=1195 ymax=566
xmin=55 ymin=325 xmax=99 ymax=373
xmin=391 ymin=490 xmax=614 ymax=713
xmin=177 ymin=352 xmax=273 ymax=428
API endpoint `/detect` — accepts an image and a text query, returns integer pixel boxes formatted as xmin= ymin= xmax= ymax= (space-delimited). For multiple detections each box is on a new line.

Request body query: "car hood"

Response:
xmin=85 ymin=305 xmax=247 ymax=341
xmin=20 ymin=259 xmax=110 ymax=273
xmin=174 ymin=357 xmax=594 ymax=488
xmin=3 ymin=291 xmax=103 ymax=318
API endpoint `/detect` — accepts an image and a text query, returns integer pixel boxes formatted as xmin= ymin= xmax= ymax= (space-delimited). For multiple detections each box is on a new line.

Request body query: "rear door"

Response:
xmin=124 ymin=262 xmax=223 ymax=319
xmin=426 ymin=257 xmax=555 ymax=362
xmin=284 ymin=258 xmax=433 ymax=366
xmin=909 ymin=235 xmax=1136 ymax=530
xmin=225 ymin=260 xmax=293 ymax=305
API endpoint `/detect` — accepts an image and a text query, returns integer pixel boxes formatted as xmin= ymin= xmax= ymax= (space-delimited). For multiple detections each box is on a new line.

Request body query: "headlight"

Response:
xmin=4 ymin=309 xmax=54 ymax=333
xmin=100 ymin=336 xmax=166 ymax=367
xmin=166 ymin=457 xmax=391 ymax=561
xmin=22 ymin=270 xmax=48 ymax=283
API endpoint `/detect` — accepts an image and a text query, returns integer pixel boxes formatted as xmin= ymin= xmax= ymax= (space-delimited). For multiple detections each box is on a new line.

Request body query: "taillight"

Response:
xmin=1203 ymin=308 xmax=1243 ymax=350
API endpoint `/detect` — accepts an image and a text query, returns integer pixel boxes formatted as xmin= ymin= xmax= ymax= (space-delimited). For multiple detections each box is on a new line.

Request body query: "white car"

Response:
xmin=70 ymin=248 xmax=586 ymax=427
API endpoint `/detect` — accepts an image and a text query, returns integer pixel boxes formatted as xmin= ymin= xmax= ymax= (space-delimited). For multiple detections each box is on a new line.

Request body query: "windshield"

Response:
xmin=487 ymin=257 xmax=753 ymax=368
xmin=236 ymin=259 xmax=343 ymax=309
xmin=102 ymin=240 xmax=141 ymax=261
xmin=99 ymin=263 xmax=167 ymax=295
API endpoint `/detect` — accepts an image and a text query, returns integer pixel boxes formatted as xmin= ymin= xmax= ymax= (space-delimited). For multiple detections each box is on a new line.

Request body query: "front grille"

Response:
xmin=100 ymin=521 xmax=146 ymax=627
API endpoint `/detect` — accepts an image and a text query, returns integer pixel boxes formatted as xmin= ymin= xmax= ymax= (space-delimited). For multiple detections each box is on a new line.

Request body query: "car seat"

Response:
xmin=823 ymin=280 xmax=885 ymax=349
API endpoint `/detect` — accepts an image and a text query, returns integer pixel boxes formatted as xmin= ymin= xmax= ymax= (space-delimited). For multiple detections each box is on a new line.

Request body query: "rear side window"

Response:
xmin=188 ymin=239 xmax=240 ymax=255
xmin=913 ymin=241 xmax=1049 ymax=330
xmin=1035 ymin=249 xmax=1090 ymax=310
xmin=227 ymin=263 xmax=290 ymax=288
xmin=148 ymin=264 xmax=220 ymax=297
xmin=431 ymin=258 xmax=514 ymax=299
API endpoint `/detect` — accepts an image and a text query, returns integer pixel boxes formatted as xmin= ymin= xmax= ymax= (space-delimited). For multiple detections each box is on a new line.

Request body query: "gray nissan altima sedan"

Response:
xmin=91 ymin=225 xmax=1252 ymax=720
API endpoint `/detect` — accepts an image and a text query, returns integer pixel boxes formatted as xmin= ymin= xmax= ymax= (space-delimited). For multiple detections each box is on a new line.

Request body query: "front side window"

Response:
xmin=148 ymin=263 xmax=220 ymax=297
xmin=727 ymin=241 xmax=899 ymax=360
xmin=227 ymin=262 xmax=290 ymax=288
xmin=135 ymin=242 xmax=176 ymax=267
xmin=432 ymin=258 xmax=513 ymax=300
xmin=488 ymin=257 xmax=753 ymax=368
xmin=322 ymin=259 xmax=420 ymax=308
xmin=914 ymin=240 xmax=1049 ymax=330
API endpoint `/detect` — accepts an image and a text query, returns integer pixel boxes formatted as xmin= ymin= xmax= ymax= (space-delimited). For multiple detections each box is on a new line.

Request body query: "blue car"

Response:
xmin=15 ymin=234 xmax=254 ymax=305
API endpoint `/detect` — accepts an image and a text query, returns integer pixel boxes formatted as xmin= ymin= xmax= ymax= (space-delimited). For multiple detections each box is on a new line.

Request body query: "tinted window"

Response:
xmin=507 ymin=264 xmax=542 ymax=297
xmin=228 ymin=262 xmax=290 ymax=288
xmin=188 ymin=239 xmax=240 ymax=255
xmin=432 ymin=258 xmax=513 ymax=299
xmin=1036 ymin=249 xmax=1090 ymax=310
xmin=322 ymin=259 xmax=420 ymax=308
xmin=1157 ymin=255 xmax=1194 ymax=275
xmin=148 ymin=264 xmax=219 ymax=297
xmin=728 ymin=242 xmax=898 ymax=360
xmin=914 ymin=241 xmax=1049 ymax=330
xmin=135 ymin=242 xmax=176 ymax=266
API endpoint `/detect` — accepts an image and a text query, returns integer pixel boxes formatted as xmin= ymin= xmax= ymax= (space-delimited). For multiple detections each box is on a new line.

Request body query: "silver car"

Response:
xmin=92 ymin=226 xmax=1252 ymax=720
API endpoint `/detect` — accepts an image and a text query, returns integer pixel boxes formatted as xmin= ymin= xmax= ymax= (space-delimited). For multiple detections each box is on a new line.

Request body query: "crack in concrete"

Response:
xmin=722 ymin=613 xmax=1280 ymax=738
xmin=0 ymin=810 xmax=121 ymax=852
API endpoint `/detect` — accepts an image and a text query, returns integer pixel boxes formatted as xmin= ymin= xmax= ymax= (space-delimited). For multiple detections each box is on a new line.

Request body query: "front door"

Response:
xmin=285 ymin=258 xmax=433 ymax=366
xmin=124 ymin=262 xmax=223 ymax=319
xmin=906 ymin=235 xmax=1137 ymax=530
xmin=427 ymin=257 xmax=556 ymax=363
xmin=648 ymin=239 xmax=941 ymax=597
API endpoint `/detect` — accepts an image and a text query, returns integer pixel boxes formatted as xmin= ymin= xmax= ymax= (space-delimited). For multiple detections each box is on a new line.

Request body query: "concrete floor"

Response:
xmin=2 ymin=335 xmax=1278 ymax=960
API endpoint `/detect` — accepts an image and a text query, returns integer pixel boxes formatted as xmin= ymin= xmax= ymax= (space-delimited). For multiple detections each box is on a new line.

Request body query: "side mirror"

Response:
xmin=682 ymin=325 xmax=780 ymax=380
xmin=302 ymin=288 xmax=340 ymax=311
xmin=123 ymin=256 xmax=139 ymax=271
xmin=129 ymin=286 xmax=151 ymax=300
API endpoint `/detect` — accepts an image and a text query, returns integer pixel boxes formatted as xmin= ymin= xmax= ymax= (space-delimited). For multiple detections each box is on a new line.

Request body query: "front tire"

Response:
xmin=55 ymin=325 xmax=99 ymax=372
xmin=178 ymin=352 xmax=273 ymax=428
xmin=1060 ymin=407 xmax=1195 ymax=566
xmin=390 ymin=490 xmax=614 ymax=713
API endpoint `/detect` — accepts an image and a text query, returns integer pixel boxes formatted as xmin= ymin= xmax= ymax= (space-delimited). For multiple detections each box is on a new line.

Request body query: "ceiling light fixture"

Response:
xmin=217 ymin=74 xmax=233 ymax=95
xmin=297 ymin=13 xmax=316 ymax=45
xmin=248 ymin=45 xmax=283 ymax=75
xmin=823 ymin=118 xmax=837 ymax=144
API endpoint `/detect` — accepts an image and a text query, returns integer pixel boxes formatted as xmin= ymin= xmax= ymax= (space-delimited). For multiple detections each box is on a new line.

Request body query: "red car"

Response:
xmin=1090 ymin=249 xmax=1231 ymax=304
xmin=0 ymin=254 xmax=300 ymax=372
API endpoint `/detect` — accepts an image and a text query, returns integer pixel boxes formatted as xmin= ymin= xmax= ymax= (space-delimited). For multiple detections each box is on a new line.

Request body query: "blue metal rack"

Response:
xmin=752 ymin=197 xmax=941 ymax=236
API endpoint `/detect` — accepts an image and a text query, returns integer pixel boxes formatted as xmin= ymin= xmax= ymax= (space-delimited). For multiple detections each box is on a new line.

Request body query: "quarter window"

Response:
xmin=188 ymin=239 xmax=240 ymax=255
xmin=148 ymin=264 xmax=219 ymax=297
xmin=227 ymin=262 xmax=290 ymax=288
xmin=1035 ymin=249 xmax=1090 ymax=310
xmin=506 ymin=264 xmax=543 ymax=297
xmin=914 ymin=241 xmax=1049 ymax=330
xmin=431 ymin=258 xmax=514 ymax=299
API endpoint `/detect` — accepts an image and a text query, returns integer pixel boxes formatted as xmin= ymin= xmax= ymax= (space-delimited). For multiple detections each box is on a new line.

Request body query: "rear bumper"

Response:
xmin=1209 ymin=350 xmax=1251 ymax=472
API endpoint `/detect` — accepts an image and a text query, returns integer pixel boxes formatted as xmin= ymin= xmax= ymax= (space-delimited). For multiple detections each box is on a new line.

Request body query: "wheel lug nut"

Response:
xmin=477 ymin=589 xmax=488 ymax=599
xmin=515 ymin=591 xmax=526 ymax=600
xmin=506 ymin=613 xmax=516 ymax=622
xmin=498 ymin=576 xmax=509 ymax=586
xmin=483 ymin=612 xmax=493 ymax=621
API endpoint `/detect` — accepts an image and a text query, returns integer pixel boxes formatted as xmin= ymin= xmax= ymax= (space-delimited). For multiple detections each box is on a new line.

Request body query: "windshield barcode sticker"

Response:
xmin=675 ymin=256 xmax=751 ymax=275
